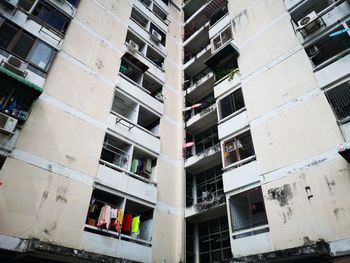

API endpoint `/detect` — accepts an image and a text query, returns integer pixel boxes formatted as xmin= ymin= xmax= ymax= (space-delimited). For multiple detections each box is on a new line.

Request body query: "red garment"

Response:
xmin=122 ymin=213 xmax=133 ymax=232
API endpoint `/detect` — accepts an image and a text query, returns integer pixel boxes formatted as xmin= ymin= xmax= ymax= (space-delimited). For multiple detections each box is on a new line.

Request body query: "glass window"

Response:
xmin=325 ymin=81 xmax=350 ymax=123
xmin=27 ymin=41 xmax=55 ymax=70
xmin=32 ymin=1 xmax=70 ymax=34
xmin=66 ymin=0 xmax=79 ymax=7
xmin=0 ymin=21 xmax=20 ymax=49
xmin=18 ymin=0 xmax=36 ymax=11
xmin=12 ymin=33 xmax=35 ymax=59
xmin=224 ymin=130 xmax=255 ymax=167
xmin=219 ymin=88 xmax=245 ymax=119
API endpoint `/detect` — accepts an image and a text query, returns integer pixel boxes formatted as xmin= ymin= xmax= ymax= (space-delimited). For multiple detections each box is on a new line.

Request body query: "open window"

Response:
xmin=85 ymin=188 xmax=125 ymax=237
xmin=122 ymin=199 xmax=154 ymax=244
xmin=137 ymin=106 xmax=160 ymax=136
xmin=146 ymin=46 xmax=164 ymax=68
xmin=112 ymin=90 xmax=138 ymax=123
xmin=142 ymin=73 xmax=164 ymax=102
xmin=229 ymin=187 xmax=269 ymax=239
xmin=130 ymin=146 xmax=157 ymax=180
xmin=100 ymin=134 xmax=132 ymax=171
xmin=32 ymin=0 xmax=71 ymax=35
xmin=152 ymin=3 xmax=167 ymax=22
xmin=223 ymin=130 xmax=255 ymax=168
xmin=219 ymin=88 xmax=244 ymax=120
xmin=305 ymin=24 xmax=350 ymax=69
xmin=325 ymin=80 xmax=350 ymax=124
xmin=131 ymin=8 xmax=149 ymax=30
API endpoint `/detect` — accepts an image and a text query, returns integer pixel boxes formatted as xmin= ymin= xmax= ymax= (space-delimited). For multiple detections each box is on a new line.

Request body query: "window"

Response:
xmin=229 ymin=187 xmax=268 ymax=238
xmin=211 ymin=26 xmax=233 ymax=52
xmin=18 ymin=0 xmax=36 ymax=11
xmin=219 ymin=88 xmax=244 ymax=119
xmin=0 ymin=20 xmax=55 ymax=72
xmin=196 ymin=165 xmax=223 ymax=204
xmin=197 ymin=216 xmax=232 ymax=262
xmin=325 ymin=81 xmax=350 ymax=123
xmin=194 ymin=126 xmax=219 ymax=154
xmin=32 ymin=1 xmax=70 ymax=34
xmin=224 ymin=130 xmax=255 ymax=167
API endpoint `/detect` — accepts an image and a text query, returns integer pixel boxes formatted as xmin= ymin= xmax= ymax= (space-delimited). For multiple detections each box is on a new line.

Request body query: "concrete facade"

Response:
xmin=0 ymin=0 xmax=350 ymax=262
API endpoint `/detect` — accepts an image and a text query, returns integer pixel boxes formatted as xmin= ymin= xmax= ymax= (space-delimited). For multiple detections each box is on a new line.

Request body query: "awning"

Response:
xmin=122 ymin=52 xmax=149 ymax=72
xmin=204 ymin=0 xmax=226 ymax=17
xmin=204 ymin=42 xmax=239 ymax=70
xmin=0 ymin=66 xmax=43 ymax=94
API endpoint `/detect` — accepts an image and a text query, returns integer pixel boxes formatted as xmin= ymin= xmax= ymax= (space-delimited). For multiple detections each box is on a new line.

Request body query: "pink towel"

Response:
xmin=96 ymin=205 xmax=111 ymax=229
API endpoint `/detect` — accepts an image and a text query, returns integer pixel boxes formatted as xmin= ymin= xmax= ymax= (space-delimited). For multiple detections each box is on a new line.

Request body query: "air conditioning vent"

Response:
xmin=150 ymin=30 xmax=162 ymax=44
xmin=297 ymin=11 xmax=321 ymax=33
xmin=2 ymin=55 xmax=28 ymax=77
xmin=0 ymin=112 xmax=17 ymax=133
xmin=128 ymin=40 xmax=139 ymax=53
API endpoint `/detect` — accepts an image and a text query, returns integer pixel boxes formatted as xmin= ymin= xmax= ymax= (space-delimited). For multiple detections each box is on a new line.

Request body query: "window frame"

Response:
xmin=0 ymin=20 xmax=57 ymax=73
xmin=222 ymin=129 xmax=255 ymax=169
xmin=218 ymin=87 xmax=245 ymax=121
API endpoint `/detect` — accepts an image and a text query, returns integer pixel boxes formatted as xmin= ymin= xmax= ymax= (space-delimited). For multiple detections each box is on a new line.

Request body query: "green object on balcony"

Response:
xmin=0 ymin=66 xmax=43 ymax=94
xmin=130 ymin=159 xmax=138 ymax=173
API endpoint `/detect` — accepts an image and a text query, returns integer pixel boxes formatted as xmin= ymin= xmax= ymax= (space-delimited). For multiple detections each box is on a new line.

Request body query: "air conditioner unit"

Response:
xmin=0 ymin=0 xmax=19 ymax=10
xmin=2 ymin=55 xmax=28 ymax=77
xmin=145 ymin=158 xmax=152 ymax=174
xmin=128 ymin=40 xmax=139 ymax=53
xmin=297 ymin=11 xmax=321 ymax=32
xmin=0 ymin=112 xmax=17 ymax=133
xmin=150 ymin=30 xmax=162 ymax=44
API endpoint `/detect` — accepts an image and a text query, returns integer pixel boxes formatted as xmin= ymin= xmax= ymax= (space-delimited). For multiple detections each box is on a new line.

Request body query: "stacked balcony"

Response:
xmin=82 ymin=2 xmax=169 ymax=260
xmin=0 ymin=0 xmax=79 ymax=159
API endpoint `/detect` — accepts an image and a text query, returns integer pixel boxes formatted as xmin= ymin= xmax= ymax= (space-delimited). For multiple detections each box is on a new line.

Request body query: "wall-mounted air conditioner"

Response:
xmin=2 ymin=55 xmax=28 ymax=77
xmin=150 ymin=30 xmax=162 ymax=44
xmin=297 ymin=11 xmax=321 ymax=33
xmin=0 ymin=112 xmax=17 ymax=134
xmin=128 ymin=40 xmax=139 ymax=53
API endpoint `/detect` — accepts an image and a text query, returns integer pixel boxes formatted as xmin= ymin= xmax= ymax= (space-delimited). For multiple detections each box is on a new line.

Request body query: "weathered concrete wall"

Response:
xmin=226 ymin=0 xmax=350 ymax=255
xmin=151 ymin=2 xmax=185 ymax=262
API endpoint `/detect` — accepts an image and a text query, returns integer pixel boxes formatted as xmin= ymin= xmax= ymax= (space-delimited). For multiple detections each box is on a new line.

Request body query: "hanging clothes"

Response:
xmin=111 ymin=208 xmax=123 ymax=232
xmin=131 ymin=215 xmax=140 ymax=233
xmin=122 ymin=213 xmax=133 ymax=233
xmin=96 ymin=205 xmax=111 ymax=229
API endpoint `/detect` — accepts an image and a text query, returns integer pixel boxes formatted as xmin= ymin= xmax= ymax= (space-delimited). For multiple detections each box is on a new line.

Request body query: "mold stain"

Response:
xmin=325 ymin=177 xmax=336 ymax=192
xmin=268 ymin=184 xmax=293 ymax=207
xmin=56 ymin=187 xmax=68 ymax=203
xmin=282 ymin=207 xmax=293 ymax=224
xmin=44 ymin=222 xmax=57 ymax=236
xmin=333 ymin=207 xmax=345 ymax=220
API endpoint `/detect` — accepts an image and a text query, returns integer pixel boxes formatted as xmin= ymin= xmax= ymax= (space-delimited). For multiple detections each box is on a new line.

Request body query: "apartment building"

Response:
xmin=0 ymin=0 xmax=350 ymax=262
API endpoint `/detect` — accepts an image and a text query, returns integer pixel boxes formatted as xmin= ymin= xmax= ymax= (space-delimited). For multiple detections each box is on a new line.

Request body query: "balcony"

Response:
xmin=186 ymin=103 xmax=217 ymax=134
xmin=95 ymin=164 xmax=157 ymax=204
xmin=82 ymin=189 xmax=154 ymax=263
xmin=223 ymin=161 xmax=260 ymax=193
xmin=185 ymin=71 xmax=215 ymax=101
xmin=229 ymin=187 xmax=272 ymax=257
xmin=117 ymin=75 xmax=164 ymax=116
xmin=184 ymin=21 xmax=209 ymax=46
xmin=230 ymin=227 xmax=273 ymax=258
xmin=185 ymin=195 xmax=226 ymax=220
xmin=129 ymin=19 xmax=167 ymax=55
xmin=108 ymin=112 xmax=160 ymax=154
xmin=185 ymin=143 xmax=221 ymax=173
xmin=214 ymin=74 xmax=240 ymax=100
xmin=209 ymin=11 xmax=230 ymax=39
xmin=218 ymin=109 xmax=248 ymax=140
xmin=134 ymin=0 xmax=168 ymax=32
xmin=184 ymin=44 xmax=211 ymax=77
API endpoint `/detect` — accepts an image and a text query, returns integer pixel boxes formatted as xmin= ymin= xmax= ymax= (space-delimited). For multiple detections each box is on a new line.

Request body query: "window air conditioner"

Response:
xmin=150 ymin=30 xmax=162 ymax=44
xmin=2 ymin=55 xmax=28 ymax=77
xmin=0 ymin=112 xmax=17 ymax=133
xmin=297 ymin=11 xmax=321 ymax=32
xmin=128 ymin=40 xmax=139 ymax=53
